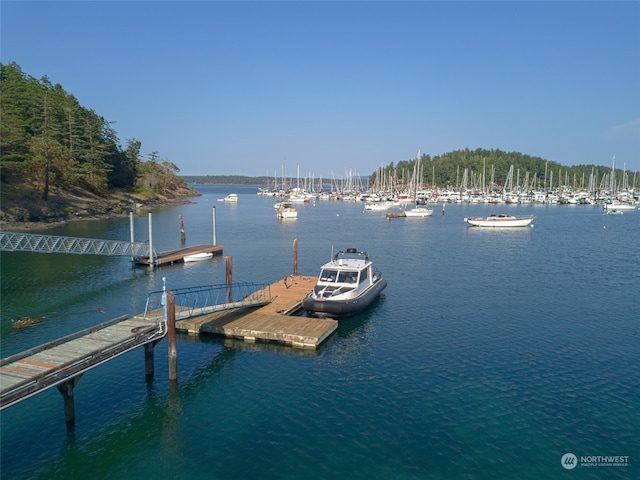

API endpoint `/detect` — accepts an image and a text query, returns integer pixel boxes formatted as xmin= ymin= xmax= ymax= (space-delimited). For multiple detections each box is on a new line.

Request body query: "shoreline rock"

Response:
xmin=0 ymin=185 xmax=200 ymax=232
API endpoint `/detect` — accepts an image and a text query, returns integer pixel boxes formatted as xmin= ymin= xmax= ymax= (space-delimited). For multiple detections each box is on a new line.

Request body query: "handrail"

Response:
xmin=142 ymin=282 xmax=272 ymax=320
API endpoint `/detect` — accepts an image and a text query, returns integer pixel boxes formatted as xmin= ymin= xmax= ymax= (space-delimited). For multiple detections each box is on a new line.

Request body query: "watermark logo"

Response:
xmin=561 ymin=452 xmax=629 ymax=469
xmin=561 ymin=453 xmax=578 ymax=470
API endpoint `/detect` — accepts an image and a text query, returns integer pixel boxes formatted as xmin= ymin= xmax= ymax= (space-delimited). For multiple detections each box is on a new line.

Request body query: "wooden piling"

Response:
xmin=167 ymin=291 xmax=177 ymax=381
xmin=179 ymin=215 xmax=186 ymax=245
xmin=225 ymin=256 xmax=233 ymax=303
xmin=293 ymin=238 xmax=298 ymax=275
xmin=144 ymin=343 xmax=154 ymax=378
xmin=57 ymin=375 xmax=82 ymax=426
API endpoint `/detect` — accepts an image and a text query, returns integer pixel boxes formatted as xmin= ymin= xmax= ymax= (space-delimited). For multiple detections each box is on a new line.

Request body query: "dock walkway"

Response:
xmin=0 ymin=275 xmax=335 ymax=413
xmin=176 ymin=275 xmax=337 ymax=349
xmin=0 ymin=315 xmax=164 ymax=410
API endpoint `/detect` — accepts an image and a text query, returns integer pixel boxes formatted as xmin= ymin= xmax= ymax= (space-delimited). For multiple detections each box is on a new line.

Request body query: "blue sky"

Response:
xmin=2 ymin=1 xmax=639 ymax=177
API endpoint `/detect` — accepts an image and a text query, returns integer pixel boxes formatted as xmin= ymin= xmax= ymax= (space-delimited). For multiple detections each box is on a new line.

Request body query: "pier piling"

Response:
xmin=167 ymin=290 xmax=177 ymax=381
xmin=179 ymin=214 xmax=186 ymax=245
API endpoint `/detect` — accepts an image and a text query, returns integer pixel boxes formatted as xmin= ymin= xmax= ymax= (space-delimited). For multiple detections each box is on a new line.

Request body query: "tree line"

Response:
xmin=0 ymin=62 xmax=186 ymax=200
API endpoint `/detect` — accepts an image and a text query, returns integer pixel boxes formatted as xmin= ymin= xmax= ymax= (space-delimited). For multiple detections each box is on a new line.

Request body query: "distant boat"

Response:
xmin=218 ymin=193 xmax=238 ymax=202
xmin=464 ymin=214 xmax=534 ymax=227
xmin=276 ymin=201 xmax=298 ymax=219
xmin=403 ymin=151 xmax=433 ymax=218
xmin=183 ymin=252 xmax=213 ymax=262
xmin=364 ymin=201 xmax=394 ymax=211
xmin=302 ymin=248 xmax=387 ymax=318
xmin=607 ymin=210 xmax=624 ymax=216
xmin=604 ymin=201 xmax=636 ymax=211
xmin=404 ymin=205 xmax=433 ymax=218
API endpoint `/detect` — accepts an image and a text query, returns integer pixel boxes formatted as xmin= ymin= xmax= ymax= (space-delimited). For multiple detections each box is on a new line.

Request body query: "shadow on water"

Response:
xmin=25 ymin=341 xmax=238 ymax=479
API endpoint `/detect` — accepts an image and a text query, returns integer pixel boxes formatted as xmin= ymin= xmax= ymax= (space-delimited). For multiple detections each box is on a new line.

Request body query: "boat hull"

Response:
xmin=464 ymin=215 xmax=534 ymax=227
xmin=604 ymin=203 xmax=636 ymax=211
xmin=302 ymin=278 xmax=387 ymax=318
xmin=183 ymin=252 xmax=213 ymax=262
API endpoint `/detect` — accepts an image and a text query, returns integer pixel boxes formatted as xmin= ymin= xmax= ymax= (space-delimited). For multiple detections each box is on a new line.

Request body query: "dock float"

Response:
xmin=175 ymin=275 xmax=337 ymax=349
xmin=134 ymin=244 xmax=223 ymax=266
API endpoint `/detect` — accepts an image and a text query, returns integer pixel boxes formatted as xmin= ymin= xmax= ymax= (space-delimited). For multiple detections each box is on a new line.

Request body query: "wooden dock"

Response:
xmin=175 ymin=275 xmax=337 ymax=349
xmin=134 ymin=244 xmax=223 ymax=266
xmin=0 ymin=315 xmax=164 ymax=412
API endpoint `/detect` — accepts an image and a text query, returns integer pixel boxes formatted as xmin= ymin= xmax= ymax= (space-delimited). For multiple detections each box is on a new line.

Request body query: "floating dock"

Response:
xmin=175 ymin=275 xmax=337 ymax=349
xmin=134 ymin=244 xmax=223 ymax=266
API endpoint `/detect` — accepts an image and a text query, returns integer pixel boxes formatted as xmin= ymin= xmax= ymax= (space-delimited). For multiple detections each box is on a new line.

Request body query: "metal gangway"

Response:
xmin=142 ymin=282 xmax=273 ymax=321
xmin=0 ymin=231 xmax=152 ymax=258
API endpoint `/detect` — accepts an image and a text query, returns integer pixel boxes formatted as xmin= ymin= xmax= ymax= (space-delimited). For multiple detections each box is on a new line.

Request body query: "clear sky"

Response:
xmin=2 ymin=1 xmax=639 ymax=177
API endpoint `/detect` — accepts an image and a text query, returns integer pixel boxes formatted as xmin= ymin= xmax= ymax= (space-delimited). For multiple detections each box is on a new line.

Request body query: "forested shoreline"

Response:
xmin=2 ymin=61 xmax=636 ymax=228
xmin=0 ymin=62 xmax=196 ymax=228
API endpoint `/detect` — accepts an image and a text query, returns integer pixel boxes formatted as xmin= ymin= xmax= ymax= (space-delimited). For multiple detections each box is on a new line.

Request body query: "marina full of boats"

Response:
xmin=258 ymin=185 xmax=638 ymax=209
xmin=256 ymin=160 xmax=638 ymax=210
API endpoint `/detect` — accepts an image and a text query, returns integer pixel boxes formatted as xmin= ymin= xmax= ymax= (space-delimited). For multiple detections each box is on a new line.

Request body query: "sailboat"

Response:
xmin=404 ymin=150 xmax=433 ymax=218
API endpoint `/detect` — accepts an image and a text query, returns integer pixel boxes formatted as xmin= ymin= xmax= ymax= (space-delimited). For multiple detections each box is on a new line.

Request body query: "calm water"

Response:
xmin=1 ymin=185 xmax=638 ymax=479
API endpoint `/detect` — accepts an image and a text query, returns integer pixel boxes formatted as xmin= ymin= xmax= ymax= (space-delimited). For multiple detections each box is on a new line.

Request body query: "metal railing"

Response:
xmin=142 ymin=282 xmax=272 ymax=321
xmin=0 ymin=231 xmax=152 ymax=257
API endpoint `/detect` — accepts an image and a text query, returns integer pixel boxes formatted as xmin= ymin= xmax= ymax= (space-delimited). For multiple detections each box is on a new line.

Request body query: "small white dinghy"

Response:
xmin=183 ymin=252 xmax=213 ymax=262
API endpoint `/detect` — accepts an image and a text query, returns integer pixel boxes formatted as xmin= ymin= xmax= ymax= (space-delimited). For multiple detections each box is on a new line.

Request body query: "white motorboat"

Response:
xmin=604 ymin=201 xmax=636 ymax=211
xmin=276 ymin=201 xmax=297 ymax=219
xmin=302 ymin=248 xmax=387 ymax=318
xmin=183 ymin=252 xmax=213 ymax=262
xmin=404 ymin=205 xmax=434 ymax=217
xmin=219 ymin=193 xmax=238 ymax=202
xmin=464 ymin=214 xmax=535 ymax=227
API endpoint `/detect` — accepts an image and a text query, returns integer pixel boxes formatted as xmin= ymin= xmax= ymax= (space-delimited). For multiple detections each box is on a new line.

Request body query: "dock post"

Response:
xmin=144 ymin=343 xmax=155 ymax=378
xmin=225 ymin=256 xmax=233 ymax=303
xmin=130 ymin=212 xmax=135 ymax=263
xmin=179 ymin=214 xmax=186 ymax=245
xmin=148 ymin=213 xmax=154 ymax=268
xmin=212 ymin=206 xmax=217 ymax=246
xmin=293 ymin=238 xmax=298 ymax=275
xmin=167 ymin=289 xmax=177 ymax=381
xmin=57 ymin=375 xmax=82 ymax=426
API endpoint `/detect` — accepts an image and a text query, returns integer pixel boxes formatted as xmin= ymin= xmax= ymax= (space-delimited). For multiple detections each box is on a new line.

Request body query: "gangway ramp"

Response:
xmin=0 ymin=315 xmax=165 ymax=411
xmin=138 ymin=282 xmax=273 ymax=321
xmin=0 ymin=231 xmax=151 ymax=257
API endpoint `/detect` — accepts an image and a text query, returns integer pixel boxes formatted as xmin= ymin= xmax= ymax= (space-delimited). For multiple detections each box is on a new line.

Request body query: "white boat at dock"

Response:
xmin=183 ymin=252 xmax=214 ymax=262
xmin=302 ymin=248 xmax=387 ymax=318
xmin=464 ymin=214 xmax=535 ymax=227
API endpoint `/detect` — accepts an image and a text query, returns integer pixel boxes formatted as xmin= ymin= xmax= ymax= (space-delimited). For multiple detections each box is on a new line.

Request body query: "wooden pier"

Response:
xmin=134 ymin=244 xmax=223 ymax=266
xmin=175 ymin=275 xmax=337 ymax=349
xmin=0 ymin=315 xmax=165 ymax=416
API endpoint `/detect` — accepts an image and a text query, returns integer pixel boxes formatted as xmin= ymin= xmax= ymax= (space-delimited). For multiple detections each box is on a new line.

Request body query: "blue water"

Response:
xmin=1 ymin=185 xmax=638 ymax=479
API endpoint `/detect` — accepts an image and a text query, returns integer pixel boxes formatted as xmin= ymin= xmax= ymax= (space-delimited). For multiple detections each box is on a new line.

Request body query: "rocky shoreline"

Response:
xmin=0 ymin=184 xmax=199 ymax=232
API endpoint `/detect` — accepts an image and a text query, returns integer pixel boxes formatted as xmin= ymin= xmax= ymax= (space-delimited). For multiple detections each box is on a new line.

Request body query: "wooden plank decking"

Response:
xmin=176 ymin=275 xmax=337 ymax=349
xmin=0 ymin=315 xmax=164 ymax=410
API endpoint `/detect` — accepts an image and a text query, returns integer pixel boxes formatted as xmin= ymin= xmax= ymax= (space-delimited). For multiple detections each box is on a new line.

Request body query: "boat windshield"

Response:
xmin=319 ymin=269 xmax=358 ymax=284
